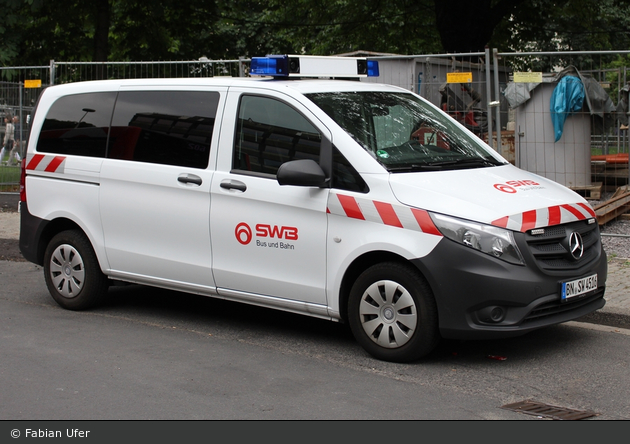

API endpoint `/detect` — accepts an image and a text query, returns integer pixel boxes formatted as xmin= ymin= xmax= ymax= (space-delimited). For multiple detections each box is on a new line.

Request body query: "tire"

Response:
xmin=348 ymin=262 xmax=439 ymax=363
xmin=43 ymin=229 xmax=109 ymax=310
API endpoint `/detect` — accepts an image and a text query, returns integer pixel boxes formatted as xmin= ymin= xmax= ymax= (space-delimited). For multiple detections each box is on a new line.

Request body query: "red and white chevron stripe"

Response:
xmin=491 ymin=203 xmax=596 ymax=232
xmin=25 ymin=154 xmax=66 ymax=173
xmin=327 ymin=192 xmax=442 ymax=236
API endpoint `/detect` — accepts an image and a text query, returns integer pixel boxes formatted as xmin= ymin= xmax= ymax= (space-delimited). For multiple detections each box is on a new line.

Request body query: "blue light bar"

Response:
xmin=250 ymin=55 xmax=379 ymax=78
xmin=250 ymin=55 xmax=289 ymax=77
xmin=367 ymin=60 xmax=379 ymax=77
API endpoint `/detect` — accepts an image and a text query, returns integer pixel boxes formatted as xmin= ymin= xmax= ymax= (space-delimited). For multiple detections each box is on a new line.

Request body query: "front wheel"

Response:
xmin=348 ymin=262 xmax=439 ymax=362
xmin=44 ymin=230 xmax=109 ymax=310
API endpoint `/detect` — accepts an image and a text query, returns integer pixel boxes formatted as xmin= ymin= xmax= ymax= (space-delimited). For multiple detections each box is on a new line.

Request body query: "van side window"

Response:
xmin=36 ymin=92 xmax=117 ymax=157
xmin=233 ymin=95 xmax=322 ymax=176
xmin=108 ymin=91 xmax=219 ymax=168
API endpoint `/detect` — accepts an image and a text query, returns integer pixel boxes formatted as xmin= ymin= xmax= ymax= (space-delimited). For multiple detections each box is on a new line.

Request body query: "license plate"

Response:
xmin=561 ymin=274 xmax=598 ymax=301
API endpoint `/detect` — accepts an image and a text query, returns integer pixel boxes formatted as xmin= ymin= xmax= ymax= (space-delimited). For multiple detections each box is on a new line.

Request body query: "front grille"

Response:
xmin=522 ymin=288 xmax=605 ymax=324
xmin=522 ymin=219 xmax=601 ymax=272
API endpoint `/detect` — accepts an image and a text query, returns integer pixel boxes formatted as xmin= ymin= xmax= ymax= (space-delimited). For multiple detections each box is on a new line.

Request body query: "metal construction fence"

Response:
xmin=0 ymin=58 xmax=247 ymax=191
xmin=491 ymin=49 xmax=630 ymax=199
xmin=1 ymin=51 xmax=629 ymax=198
xmin=366 ymin=49 xmax=630 ymax=196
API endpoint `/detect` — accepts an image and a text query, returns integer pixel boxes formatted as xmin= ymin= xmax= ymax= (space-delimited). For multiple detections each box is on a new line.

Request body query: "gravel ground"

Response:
xmin=599 ymin=219 xmax=630 ymax=260
xmin=590 ymin=191 xmax=630 ymax=260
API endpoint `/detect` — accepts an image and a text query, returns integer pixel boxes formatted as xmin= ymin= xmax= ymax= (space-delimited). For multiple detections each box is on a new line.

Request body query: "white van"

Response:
xmin=19 ymin=55 xmax=607 ymax=362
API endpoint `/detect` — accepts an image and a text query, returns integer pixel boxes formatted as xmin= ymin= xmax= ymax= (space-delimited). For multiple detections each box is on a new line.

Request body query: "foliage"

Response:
xmin=250 ymin=0 xmax=442 ymax=55
xmin=0 ymin=0 xmax=629 ymax=65
xmin=493 ymin=0 xmax=630 ymax=70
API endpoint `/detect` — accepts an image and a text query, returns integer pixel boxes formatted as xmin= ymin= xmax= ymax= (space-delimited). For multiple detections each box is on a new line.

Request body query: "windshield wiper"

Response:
xmin=386 ymin=164 xmax=436 ymax=172
xmin=426 ymin=158 xmax=501 ymax=168
xmin=387 ymin=158 xmax=503 ymax=172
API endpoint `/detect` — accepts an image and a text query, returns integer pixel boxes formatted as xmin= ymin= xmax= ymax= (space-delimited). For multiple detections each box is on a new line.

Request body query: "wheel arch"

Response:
xmin=338 ymin=250 xmax=433 ymax=323
xmin=43 ymin=226 xmax=110 ymax=310
xmin=35 ymin=217 xmax=86 ymax=265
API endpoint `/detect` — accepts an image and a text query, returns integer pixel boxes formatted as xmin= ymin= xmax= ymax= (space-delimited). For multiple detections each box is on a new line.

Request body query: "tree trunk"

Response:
xmin=93 ymin=0 xmax=111 ymax=62
xmin=433 ymin=0 xmax=528 ymax=52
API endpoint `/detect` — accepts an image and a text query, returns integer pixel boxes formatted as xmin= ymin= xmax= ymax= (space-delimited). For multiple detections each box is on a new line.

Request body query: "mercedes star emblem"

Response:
xmin=569 ymin=232 xmax=584 ymax=260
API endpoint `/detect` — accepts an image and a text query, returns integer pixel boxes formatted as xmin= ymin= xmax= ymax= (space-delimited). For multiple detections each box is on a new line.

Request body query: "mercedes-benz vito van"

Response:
xmin=19 ymin=55 xmax=606 ymax=362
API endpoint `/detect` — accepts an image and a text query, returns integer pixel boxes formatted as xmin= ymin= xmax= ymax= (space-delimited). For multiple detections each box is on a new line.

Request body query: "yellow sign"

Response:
xmin=513 ymin=72 xmax=542 ymax=83
xmin=446 ymin=72 xmax=473 ymax=83
xmin=24 ymin=79 xmax=42 ymax=88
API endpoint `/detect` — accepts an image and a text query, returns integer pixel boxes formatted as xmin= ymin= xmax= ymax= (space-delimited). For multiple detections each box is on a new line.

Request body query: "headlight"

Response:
xmin=430 ymin=213 xmax=525 ymax=265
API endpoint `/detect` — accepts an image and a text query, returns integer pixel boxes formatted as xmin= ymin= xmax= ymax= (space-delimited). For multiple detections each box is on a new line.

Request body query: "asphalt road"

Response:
xmin=2 ymin=260 xmax=630 ymax=421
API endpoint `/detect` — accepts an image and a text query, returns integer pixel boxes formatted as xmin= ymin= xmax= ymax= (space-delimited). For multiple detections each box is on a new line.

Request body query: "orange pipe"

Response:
xmin=591 ymin=153 xmax=629 ymax=164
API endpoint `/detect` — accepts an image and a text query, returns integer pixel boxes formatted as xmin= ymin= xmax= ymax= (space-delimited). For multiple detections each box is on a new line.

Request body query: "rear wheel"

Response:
xmin=348 ymin=262 xmax=439 ymax=362
xmin=44 ymin=230 xmax=109 ymax=310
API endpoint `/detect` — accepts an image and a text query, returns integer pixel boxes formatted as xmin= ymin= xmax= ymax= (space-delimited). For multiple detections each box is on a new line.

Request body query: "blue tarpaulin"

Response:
xmin=550 ymin=75 xmax=585 ymax=142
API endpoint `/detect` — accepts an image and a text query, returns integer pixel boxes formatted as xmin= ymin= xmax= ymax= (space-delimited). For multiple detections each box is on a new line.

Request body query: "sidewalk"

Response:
xmin=1 ymin=194 xmax=629 ymax=318
xmin=600 ymin=258 xmax=630 ymax=317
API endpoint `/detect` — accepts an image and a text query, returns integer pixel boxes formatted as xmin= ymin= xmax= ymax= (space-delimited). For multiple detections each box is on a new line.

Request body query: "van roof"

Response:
xmin=45 ymin=77 xmax=409 ymax=96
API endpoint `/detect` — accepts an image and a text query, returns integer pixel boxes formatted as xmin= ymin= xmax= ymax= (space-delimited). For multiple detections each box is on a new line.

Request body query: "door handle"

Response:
xmin=178 ymin=174 xmax=203 ymax=186
xmin=220 ymin=179 xmax=247 ymax=192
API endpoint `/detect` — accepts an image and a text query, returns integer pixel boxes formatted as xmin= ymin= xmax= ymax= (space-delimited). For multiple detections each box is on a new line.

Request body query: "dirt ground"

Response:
xmin=0 ymin=194 xmax=23 ymax=261
xmin=0 ymin=238 xmax=23 ymax=262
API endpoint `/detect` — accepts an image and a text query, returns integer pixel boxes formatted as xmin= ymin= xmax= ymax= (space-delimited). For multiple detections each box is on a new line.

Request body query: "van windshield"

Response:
xmin=306 ymin=91 xmax=506 ymax=172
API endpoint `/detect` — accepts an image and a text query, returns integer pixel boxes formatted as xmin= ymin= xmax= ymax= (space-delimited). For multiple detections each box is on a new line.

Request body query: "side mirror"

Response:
xmin=277 ymin=159 xmax=327 ymax=187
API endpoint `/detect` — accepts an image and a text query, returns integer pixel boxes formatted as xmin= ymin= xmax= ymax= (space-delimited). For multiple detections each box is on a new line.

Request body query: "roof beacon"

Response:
xmin=250 ymin=55 xmax=379 ymax=78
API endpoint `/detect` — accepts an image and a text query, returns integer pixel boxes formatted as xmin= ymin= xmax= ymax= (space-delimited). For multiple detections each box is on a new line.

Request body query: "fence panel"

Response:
xmin=51 ymin=59 xmax=249 ymax=84
xmin=2 ymin=53 xmax=630 ymax=196
xmin=0 ymin=66 xmax=51 ymax=191
xmin=494 ymin=50 xmax=630 ymax=196
xmin=0 ymin=59 xmax=250 ymax=191
xmin=368 ymin=50 xmax=630 ymax=194
xmin=366 ymin=51 xmax=512 ymax=163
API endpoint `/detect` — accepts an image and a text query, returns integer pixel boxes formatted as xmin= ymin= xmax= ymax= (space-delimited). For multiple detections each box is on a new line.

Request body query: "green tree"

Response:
xmin=2 ymin=0 xmax=630 ymax=66
xmin=492 ymin=0 xmax=630 ymax=53
xmin=246 ymin=0 xmax=442 ymax=55
xmin=0 ymin=0 xmax=224 ymax=64
xmin=0 ymin=0 xmax=38 ymax=65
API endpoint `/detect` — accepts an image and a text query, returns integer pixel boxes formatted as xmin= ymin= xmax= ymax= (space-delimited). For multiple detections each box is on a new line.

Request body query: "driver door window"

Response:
xmin=233 ymin=95 xmax=322 ymax=175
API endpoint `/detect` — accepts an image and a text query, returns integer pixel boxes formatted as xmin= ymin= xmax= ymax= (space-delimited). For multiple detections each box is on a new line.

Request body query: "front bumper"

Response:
xmin=412 ymin=236 xmax=607 ymax=340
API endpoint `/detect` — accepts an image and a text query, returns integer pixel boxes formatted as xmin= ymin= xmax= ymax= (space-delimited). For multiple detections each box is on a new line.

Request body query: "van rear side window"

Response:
xmin=109 ymin=91 xmax=219 ymax=169
xmin=37 ymin=92 xmax=117 ymax=157
xmin=36 ymin=90 xmax=220 ymax=169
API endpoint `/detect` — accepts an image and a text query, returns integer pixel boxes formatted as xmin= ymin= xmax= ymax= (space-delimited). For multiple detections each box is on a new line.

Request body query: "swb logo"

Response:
xmin=235 ymin=222 xmax=298 ymax=245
